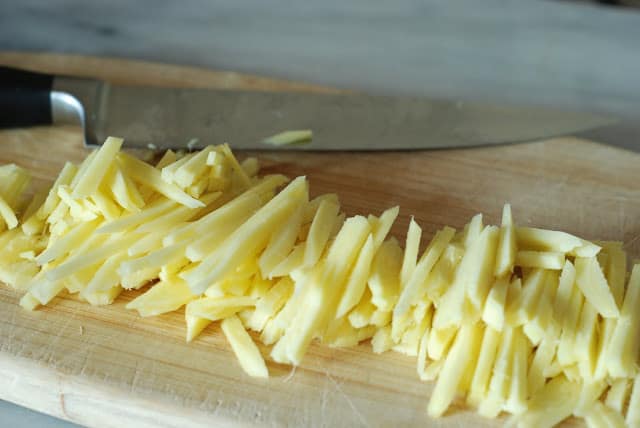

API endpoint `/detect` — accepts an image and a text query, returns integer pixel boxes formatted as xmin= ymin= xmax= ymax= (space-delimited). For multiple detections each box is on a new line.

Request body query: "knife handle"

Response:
xmin=0 ymin=66 xmax=54 ymax=129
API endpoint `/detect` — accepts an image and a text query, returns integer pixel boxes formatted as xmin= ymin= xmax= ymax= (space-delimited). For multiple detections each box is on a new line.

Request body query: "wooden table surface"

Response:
xmin=0 ymin=52 xmax=638 ymax=428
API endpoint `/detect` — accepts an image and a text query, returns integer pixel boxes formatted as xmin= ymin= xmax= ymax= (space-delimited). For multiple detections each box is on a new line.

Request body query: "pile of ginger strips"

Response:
xmin=0 ymin=136 xmax=638 ymax=428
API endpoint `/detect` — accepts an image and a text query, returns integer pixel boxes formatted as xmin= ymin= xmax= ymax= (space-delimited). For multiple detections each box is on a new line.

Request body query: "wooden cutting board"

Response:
xmin=0 ymin=52 xmax=638 ymax=428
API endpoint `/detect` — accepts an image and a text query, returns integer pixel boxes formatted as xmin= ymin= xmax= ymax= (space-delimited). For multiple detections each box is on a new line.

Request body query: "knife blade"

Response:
xmin=0 ymin=65 xmax=618 ymax=150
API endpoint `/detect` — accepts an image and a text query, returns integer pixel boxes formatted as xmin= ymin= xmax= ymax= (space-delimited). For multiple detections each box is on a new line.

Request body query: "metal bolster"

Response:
xmin=51 ymin=77 xmax=104 ymax=146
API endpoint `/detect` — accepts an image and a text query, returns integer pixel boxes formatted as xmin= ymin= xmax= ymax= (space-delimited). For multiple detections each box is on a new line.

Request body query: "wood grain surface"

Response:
xmin=0 ymin=52 xmax=638 ymax=428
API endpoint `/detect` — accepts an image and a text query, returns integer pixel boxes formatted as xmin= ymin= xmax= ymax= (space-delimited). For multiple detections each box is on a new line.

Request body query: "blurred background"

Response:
xmin=0 ymin=0 xmax=639 ymax=426
xmin=1 ymin=0 xmax=640 ymax=118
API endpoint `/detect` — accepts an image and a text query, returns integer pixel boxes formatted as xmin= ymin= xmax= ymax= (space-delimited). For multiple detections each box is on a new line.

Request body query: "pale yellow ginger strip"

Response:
xmin=325 ymin=323 xmax=376 ymax=349
xmin=504 ymin=328 xmax=529 ymax=416
xmin=186 ymin=315 xmax=212 ymax=342
xmin=427 ymin=322 xmax=482 ymax=417
xmin=221 ymin=315 xmax=268 ymax=378
xmin=394 ymin=304 xmax=431 ymax=357
xmin=121 ymin=270 xmax=155 ymax=292
xmin=28 ymin=277 xmax=67 ymax=306
xmin=97 ymin=198 xmax=179 ymax=234
xmin=606 ymin=264 xmax=640 ymax=378
xmin=259 ymin=205 xmax=304 ymax=279
xmin=90 ymin=188 xmax=122 ymax=220
xmin=516 ymin=226 xmax=601 ymax=256
xmin=464 ymin=225 xmax=500 ymax=311
xmin=605 ymin=378 xmax=631 ymax=414
xmin=119 ymin=244 xmax=185 ymax=276
xmin=247 ymin=277 xmax=293 ymax=331
xmin=573 ymin=379 xmax=607 ymax=417
xmin=46 ymin=197 xmax=69 ymax=227
xmin=126 ymin=276 xmax=195 ymax=317
xmin=427 ymin=325 xmax=457 ymax=362
xmin=494 ymin=203 xmax=516 ymax=277
xmin=371 ymin=325 xmax=394 ymax=354
xmin=57 ymin=185 xmax=98 ymax=221
xmin=45 ymin=233 xmax=139 ymax=281
xmin=247 ymin=275 xmax=273 ymax=300
xmin=416 ymin=320 xmax=432 ymax=380
xmin=394 ymin=226 xmax=455 ymax=328
xmin=0 ymin=194 xmax=18 ymax=229
xmin=82 ymin=285 xmax=122 ymax=306
xmin=185 ymin=177 xmax=308 ymax=294
xmin=302 ymin=194 xmax=338 ymax=223
xmin=0 ymin=164 xmax=30 ymax=209
xmin=523 ymin=270 xmax=559 ymax=346
xmin=370 ymin=206 xmax=399 ymax=250
xmin=482 ymin=276 xmax=509 ymax=331
xmin=347 ymin=290 xmax=376 ymax=329
xmin=553 ymin=260 xmax=576 ymax=328
xmin=127 ymin=231 xmax=165 ymax=257
xmin=135 ymin=192 xmax=219 ymax=233
xmin=571 ymin=240 xmax=602 ymax=258
xmin=432 ymin=229 xmax=496 ymax=330
xmin=574 ymin=300 xmax=599 ymax=378
xmin=511 ymin=268 xmax=547 ymax=326
xmin=477 ymin=327 xmax=516 ymax=418
xmin=515 ymin=375 xmax=581 ymax=428
xmin=186 ymin=296 xmax=255 ymax=321
xmin=108 ymin=165 xmax=145 ymax=212
xmin=584 ymin=401 xmax=626 ymax=428
xmin=303 ymin=198 xmax=340 ymax=268
xmin=463 ymin=213 xmax=483 ymax=249
xmin=335 ymin=234 xmax=375 ymax=318
xmin=38 ymin=162 xmax=78 ymax=219
xmin=557 ymin=284 xmax=584 ymax=366
xmin=240 ymin=157 xmax=259 ymax=177
xmin=425 ymin=244 xmax=463 ymax=302
xmin=275 ymin=216 xmax=370 ymax=365
xmin=173 ymin=174 xmax=287 ymax=244
xmin=601 ymin=241 xmax=627 ymax=308
xmin=173 ymin=146 xmax=216 ymax=188
xmin=159 ymin=257 xmax=189 ymax=283
xmin=260 ymin=274 xmax=308 ymax=346
xmin=73 ymin=136 xmax=123 ymax=197
xmin=268 ymin=244 xmax=306 ymax=278
xmin=219 ymin=144 xmax=252 ymax=190
xmin=400 ymin=217 xmax=422 ymax=288
xmin=119 ymin=152 xmax=204 ymax=208
xmin=20 ymin=189 xmax=46 ymax=224
xmin=263 ymin=129 xmax=312 ymax=146
xmin=85 ymin=252 xmax=128 ymax=293
xmin=19 ymin=292 xmax=40 ymax=311
xmin=69 ymin=151 xmax=97 ymax=190
xmin=205 ymin=150 xmax=222 ymax=167
xmin=155 ymin=149 xmax=177 ymax=169
xmin=627 ymin=373 xmax=640 ymax=427
xmin=65 ymin=265 xmax=97 ymax=294
xmin=161 ymin=151 xmax=195 ymax=182
xmin=370 ymin=309 xmax=391 ymax=327
xmin=593 ymin=317 xmax=616 ymax=380
xmin=368 ymin=237 xmax=403 ymax=312
xmin=574 ymin=256 xmax=620 ymax=318
xmin=467 ymin=326 xmax=501 ymax=407
xmin=185 ymin=219 xmax=246 ymax=263
xmin=527 ymin=330 xmax=559 ymax=396
xmin=36 ymin=219 xmax=102 ymax=265
xmin=186 ymin=179 xmax=208 ymax=198
xmin=515 ymin=250 xmax=564 ymax=270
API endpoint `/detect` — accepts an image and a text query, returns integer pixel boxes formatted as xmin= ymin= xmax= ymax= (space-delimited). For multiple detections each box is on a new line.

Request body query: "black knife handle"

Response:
xmin=0 ymin=66 xmax=54 ymax=128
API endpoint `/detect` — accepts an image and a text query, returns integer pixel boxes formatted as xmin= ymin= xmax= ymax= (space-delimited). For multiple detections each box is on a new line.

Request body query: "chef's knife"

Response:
xmin=0 ymin=65 xmax=618 ymax=151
